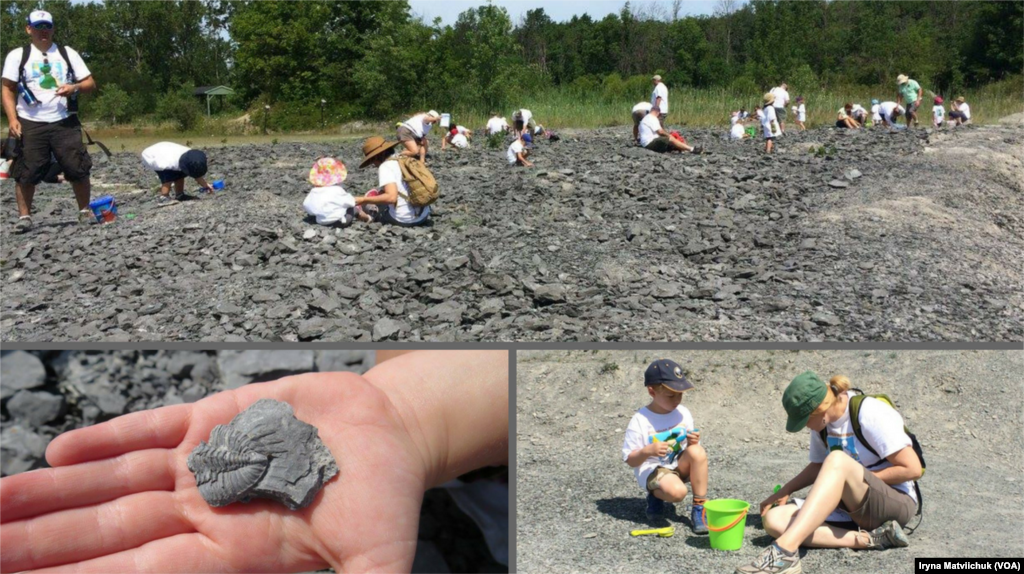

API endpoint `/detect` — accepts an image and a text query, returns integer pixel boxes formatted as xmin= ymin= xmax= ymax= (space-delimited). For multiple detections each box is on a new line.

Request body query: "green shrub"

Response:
xmin=91 ymin=84 xmax=130 ymax=125
xmin=156 ymin=85 xmax=203 ymax=131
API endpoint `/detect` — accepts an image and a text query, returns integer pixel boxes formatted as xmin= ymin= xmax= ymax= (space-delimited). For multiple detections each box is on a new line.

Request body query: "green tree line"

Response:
xmin=2 ymin=0 xmax=1020 ymax=130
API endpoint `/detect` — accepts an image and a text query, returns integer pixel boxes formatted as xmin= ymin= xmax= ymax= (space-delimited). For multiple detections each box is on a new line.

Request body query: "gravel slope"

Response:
xmin=516 ymin=350 xmax=1024 ymax=574
xmin=2 ymin=124 xmax=1022 ymax=342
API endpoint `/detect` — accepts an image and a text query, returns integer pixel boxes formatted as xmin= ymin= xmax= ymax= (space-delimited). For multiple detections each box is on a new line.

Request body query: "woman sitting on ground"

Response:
xmin=948 ymin=97 xmax=971 ymax=126
xmin=735 ymin=372 xmax=920 ymax=574
xmin=835 ymin=103 xmax=861 ymax=129
xmin=396 ymin=111 xmax=441 ymax=162
xmin=354 ymin=136 xmax=431 ymax=227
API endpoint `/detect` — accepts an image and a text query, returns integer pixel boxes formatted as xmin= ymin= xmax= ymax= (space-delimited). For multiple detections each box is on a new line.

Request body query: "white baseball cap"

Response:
xmin=28 ymin=10 xmax=53 ymax=26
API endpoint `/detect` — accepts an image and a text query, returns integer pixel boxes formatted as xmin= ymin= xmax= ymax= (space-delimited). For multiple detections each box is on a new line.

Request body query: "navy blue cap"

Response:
xmin=644 ymin=359 xmax=693 ymax=392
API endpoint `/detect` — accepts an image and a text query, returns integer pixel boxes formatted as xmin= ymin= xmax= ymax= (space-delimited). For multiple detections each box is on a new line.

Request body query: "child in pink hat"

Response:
xmin=303 ymin=158 xmax=370 ymax=225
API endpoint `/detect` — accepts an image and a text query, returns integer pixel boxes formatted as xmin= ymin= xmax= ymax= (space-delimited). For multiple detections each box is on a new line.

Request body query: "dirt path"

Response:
xmin=516 ymin=350 xmax=1024 ymax=573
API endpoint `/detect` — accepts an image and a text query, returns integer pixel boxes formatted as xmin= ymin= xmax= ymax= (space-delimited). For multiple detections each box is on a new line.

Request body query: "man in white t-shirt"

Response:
xmin=396 ymin=110 xmax=440 ymax=162
xmin=622 ymin=359 xmax=709 ymax=532
xmin=512 ymin=109 xmax=536 ymax=137
xmin=355 ymin=136 xmax=431 ymax=226
xmin=486 ymin=112 xmax=508 ymax=136
xmin=632 ymin=101 xmax=652 ymax=143
xmin=140 ymin=142 xmax=214 ymax=205
xmin=770 ymin=82 xmax=790 ymax=134
xmin=877 ymin=101 xmax=904 ymax=128
xmin=638 ymin=107 xmax=701 ymax=153
xmin=650 ymin=75 xmax=669 ymax=123
xmin=1 ymin=10 xmax=97 ymax=233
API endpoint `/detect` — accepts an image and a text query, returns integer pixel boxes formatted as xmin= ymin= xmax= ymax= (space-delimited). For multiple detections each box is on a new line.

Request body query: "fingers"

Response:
xmin=0 ymin=491 xmax=193 ymax=573
xmin=1 ymin=449 xmax=176 ymax=524
xmin=29 ymin=533 xmax=228 ymax=574
xmin=46 ymin=404 xmax=192 ymax=467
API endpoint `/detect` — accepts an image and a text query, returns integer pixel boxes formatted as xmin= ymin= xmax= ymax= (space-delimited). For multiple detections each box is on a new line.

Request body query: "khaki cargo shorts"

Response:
xmin=646 ymin=466 xmax=689 ymax=492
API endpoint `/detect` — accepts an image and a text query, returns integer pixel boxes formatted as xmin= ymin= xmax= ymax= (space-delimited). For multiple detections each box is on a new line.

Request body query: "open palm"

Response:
xmin=1 ymin=372 xmax=428 ymax=573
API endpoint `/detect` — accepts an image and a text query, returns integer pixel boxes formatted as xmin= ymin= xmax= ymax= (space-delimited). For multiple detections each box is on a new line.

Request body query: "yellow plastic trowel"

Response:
xmin=630 ymin=526 xmax=675 ymax=537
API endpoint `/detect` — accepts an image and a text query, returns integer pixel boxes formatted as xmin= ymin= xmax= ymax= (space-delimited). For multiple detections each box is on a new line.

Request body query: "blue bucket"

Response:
xmin=89 ymin=195 xmax=117 ymax=224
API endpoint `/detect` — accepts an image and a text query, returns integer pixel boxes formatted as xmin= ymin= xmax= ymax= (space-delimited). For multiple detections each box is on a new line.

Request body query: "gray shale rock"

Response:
xmin=187 ymin=399 xmax=339 ymax=510
xmin=1 ymin=351 xmax=48 ymax=399
xmin=7 ymin=390 xmax=66 ymax=426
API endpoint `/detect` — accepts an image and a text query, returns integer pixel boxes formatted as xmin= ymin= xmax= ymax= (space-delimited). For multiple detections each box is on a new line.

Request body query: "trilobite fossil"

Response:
xmin=187 ymin=399 xmax=339 ymax=510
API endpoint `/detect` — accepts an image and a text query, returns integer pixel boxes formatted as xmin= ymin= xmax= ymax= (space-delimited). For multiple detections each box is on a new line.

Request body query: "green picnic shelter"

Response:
xmin=194 ymin=85 xmax=235 ymax=116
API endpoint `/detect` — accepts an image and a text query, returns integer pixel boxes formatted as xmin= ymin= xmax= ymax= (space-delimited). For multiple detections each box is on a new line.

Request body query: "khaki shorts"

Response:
xmin=838 ymin=465 xmax=916 ymax=530
xmin=632 ymin=110 xmax=648 ymax=125
xmin=646 ymin=466 xmax=689 ymax=492
xmin=396 ymin=125 xmax=422 ymax=143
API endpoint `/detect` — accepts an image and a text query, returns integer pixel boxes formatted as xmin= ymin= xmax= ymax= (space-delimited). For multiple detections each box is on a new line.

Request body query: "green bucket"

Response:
xmin=703 ymin=499 xmax=750 ymax=551
xmin=745 ymin=126 xmax=757 ymax=136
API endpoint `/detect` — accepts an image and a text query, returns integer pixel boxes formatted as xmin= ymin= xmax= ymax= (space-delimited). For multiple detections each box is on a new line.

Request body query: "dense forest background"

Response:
xmin=2 ymin=0 xmax=1021 ymax=130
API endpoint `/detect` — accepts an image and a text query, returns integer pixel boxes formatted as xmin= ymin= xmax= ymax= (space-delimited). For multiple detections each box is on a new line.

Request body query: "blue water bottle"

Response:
xmin=17 ymin=84 xmax=39 ymax=107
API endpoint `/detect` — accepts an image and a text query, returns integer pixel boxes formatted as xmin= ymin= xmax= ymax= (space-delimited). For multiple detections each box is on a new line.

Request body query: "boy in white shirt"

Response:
xmin=622 ymin=359 xmax=709 ymax=532
xmin=140 ymin=142 xmax=213 ymax=205
xmin=932 ymin=96 xmax=945 ymax=128
xmin=794 ymin=96 xmax=807 ymax=130
xmin=506 ymin=132 xmax=533 ymax=167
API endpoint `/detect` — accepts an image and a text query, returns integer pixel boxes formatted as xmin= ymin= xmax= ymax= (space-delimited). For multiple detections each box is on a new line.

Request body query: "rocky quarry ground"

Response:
xmin=2 ymin=122 xmax=1022 ymax=342
xmin=516 ymin=350 xmax=1024 ymax=574
xmin=0 ymin=350 xmax=506 ymax=573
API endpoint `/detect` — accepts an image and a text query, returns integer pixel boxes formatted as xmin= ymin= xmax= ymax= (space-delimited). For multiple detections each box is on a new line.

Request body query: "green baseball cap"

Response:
xmin=782 ymin=371 xmax=828 ymax=432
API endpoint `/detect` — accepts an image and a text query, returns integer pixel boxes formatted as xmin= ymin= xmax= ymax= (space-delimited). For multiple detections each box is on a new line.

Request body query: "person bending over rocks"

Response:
xmin=0 ymin=350 xmax=508 ymax=574
xmin=638 ymin=107 xmax=701 ymax=154
xmin=632 ymin=101 xmax=653 ymax=144
xmin=140 ymin=141 xmax=213 ymax=206
xmin=835 ymin=103 xmax=861 ymax=129
xmin=735 ymin=372 xmax=919 ymax=574
xmin=507 ymin=132 xmax=533 ymax=167
xmin=877 ymin=101 xmax=905 ymax=129
xmin=870 ymin=99 xmax=882 ymax=127
xmin=396 ymin=110 xmax=440 ymax=162
xmin=441 ymin=124 xmax=472 ymax=150
xmin=354 ymin=136 xmax=431 ymax=227
xmin=622 ymin=359 xmax=710 ymax=534
xmin=512 ymin=108 xmax=537 ymax=138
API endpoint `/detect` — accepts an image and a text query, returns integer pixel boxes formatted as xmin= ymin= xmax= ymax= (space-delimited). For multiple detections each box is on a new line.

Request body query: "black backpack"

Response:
xmin=818 ymin=389 xmax=925 ymax=531
xmin=20 ymin=43 xmax=78 ymax=114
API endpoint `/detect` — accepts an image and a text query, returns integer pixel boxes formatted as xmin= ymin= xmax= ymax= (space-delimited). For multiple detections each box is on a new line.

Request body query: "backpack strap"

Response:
xmin=55 ymin=44 xmax=78 ymax=114
xmin=18 ymin=44 xmax=31 ymax=88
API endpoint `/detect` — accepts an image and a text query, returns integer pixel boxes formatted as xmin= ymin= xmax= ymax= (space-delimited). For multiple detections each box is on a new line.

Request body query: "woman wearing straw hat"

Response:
xmin=734 ymin=371 xmax=920 ymax=574
xmin=354 ymin=136 xmax=431 ymax=227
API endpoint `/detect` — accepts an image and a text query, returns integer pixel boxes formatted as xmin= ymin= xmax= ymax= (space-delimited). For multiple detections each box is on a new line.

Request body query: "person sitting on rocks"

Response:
xmin=441 ymin=124 xmax=472 ymax=150
xmin=761 ymin=93 xmax=779 ymax=153
xmin=835 ymin=103 xmax=861 ymax=129
xmin=354 ymin=136 xmax=431 ymax=227
xmin=949 ymin=96 xmax=971 ymax=126
xmin=622 ymin=359 xmax=709 ymax=534
xmin=506 ymin=131 xmax=533 ymax=167
xmin=877 ymin=101 xmax=904 ymax=128
xmin=303 ymin=157 xmax=369 ymax=226
xmin=736 ymin=372 xmax=918 ymax=574
xmin=140 ymin=141 xmax=213 ymax=206
xmin=850 ymin=103 xmax=868 ymax=125
xmin=485 ymin=112 xmax=508 ymax=136
xmin=639 ymin=107 xmax=701 ymax=154
xmin=396 ymin=110 xmax=440 ymax=162
xmin=632 ymin=101 xmax=653 ymax=144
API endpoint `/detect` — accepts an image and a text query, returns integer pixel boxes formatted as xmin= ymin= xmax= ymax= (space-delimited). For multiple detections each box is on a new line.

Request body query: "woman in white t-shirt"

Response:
xmin=354 ymin=136 xmax=430 ymax=226
xmin=949 ymin=96 xmax=971 ymax=125
xmin=735 ymin=372 xmax=921 ymax=574
xmin=396 ymin=110 xmax=440 ymax=162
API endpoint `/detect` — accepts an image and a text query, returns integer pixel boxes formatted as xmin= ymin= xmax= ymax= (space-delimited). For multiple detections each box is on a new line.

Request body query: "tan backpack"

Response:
xmin=394 ymin=157 xmax=439 ymax=207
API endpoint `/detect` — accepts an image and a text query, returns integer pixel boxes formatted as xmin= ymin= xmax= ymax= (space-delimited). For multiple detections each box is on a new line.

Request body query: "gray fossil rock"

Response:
xmin=187 ymin=399 xmax=338 ymax=510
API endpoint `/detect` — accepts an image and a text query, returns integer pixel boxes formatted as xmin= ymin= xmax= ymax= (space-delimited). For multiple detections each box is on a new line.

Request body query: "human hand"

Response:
xmin=54 ymin=83 xmax=78 ymax=98
xmin=686 ymin=430 xmax=700 ymax=445
xmin=759 ymin=490 xmax=790 ymax=515
xmin=648 ymin=442 xmax=672 ymax=458
xmin=0 ymin=372 xmax=428 ymax=573
xmin=8 ymin=119 xmax=21 ymax=138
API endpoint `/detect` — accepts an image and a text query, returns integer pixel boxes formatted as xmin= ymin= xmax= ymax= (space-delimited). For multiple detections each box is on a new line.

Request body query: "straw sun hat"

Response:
xmin=359 ymin=136 xmax=401 ymax=169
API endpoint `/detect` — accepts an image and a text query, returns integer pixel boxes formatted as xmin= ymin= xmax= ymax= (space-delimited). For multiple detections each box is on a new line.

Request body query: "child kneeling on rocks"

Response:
xmin=303 ymin=157 xmax=368 ymax=226
xmin=622 ymin=359 xmax=710 ymax=534
xmin=140 ymin=142 xmax=214 ymax=205
xmin=507 ymin=132 xmax=534 ymax=167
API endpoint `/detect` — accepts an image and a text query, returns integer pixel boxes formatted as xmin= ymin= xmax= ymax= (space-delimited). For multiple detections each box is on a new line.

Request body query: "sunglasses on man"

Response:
xmin=31 ymin=23 xmax=53 ymax=30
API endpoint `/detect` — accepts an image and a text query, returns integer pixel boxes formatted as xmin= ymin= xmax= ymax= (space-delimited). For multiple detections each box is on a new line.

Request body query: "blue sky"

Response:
xmin=408 ymin=0 xmax=721 ymax=25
